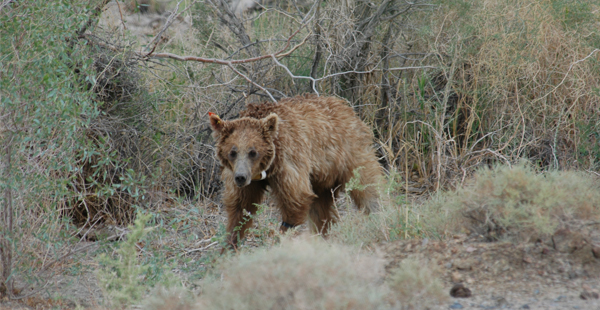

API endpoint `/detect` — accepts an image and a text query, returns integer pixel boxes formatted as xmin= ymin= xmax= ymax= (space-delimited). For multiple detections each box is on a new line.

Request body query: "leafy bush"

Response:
xmin=0 ymin=0 xmax=108 ymax=296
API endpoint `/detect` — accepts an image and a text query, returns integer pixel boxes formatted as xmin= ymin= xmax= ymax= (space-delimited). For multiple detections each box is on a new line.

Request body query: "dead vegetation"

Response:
xmin=425 ymin=162 xmax=600 ymax=244
xmin=143 ymin=238 xmax=448 ymax=310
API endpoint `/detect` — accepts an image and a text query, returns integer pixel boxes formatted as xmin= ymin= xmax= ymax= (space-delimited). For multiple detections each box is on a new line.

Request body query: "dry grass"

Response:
xmin=424 ymin=162 xmax=600 ymax=241
xmin=142 ymin=237 xmax=446 ymax=310
xmin=386 ymin=258 xmax=448 ymax=309
xmin=370 ymin=0 xmax=600 ymax=189
xmin=197 ymin=238 xmax=386 ymax=310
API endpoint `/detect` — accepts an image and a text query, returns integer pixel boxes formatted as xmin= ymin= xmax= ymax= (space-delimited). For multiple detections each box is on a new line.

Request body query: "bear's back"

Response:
xmin=240 ymin=94 xmax=353 ymax=123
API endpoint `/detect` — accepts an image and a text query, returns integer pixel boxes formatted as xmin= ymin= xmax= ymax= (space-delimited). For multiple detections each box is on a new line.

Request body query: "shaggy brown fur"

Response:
xmin=209 ymin=94 xmax=382 ymax=248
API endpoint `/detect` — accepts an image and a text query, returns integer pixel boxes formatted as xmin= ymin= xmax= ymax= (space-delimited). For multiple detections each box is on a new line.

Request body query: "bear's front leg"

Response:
xmin=222 ymin=178 xmax=266 ymax=250
xmin=269 ymin=170 xmax=316 ymax=234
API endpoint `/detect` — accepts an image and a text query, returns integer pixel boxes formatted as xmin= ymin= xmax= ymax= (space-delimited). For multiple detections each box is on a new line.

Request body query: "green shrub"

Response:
xmin=97 ymin=212 xmax=180 ymax=307
xmin=1 ymin=0 xmax=108 ymax=296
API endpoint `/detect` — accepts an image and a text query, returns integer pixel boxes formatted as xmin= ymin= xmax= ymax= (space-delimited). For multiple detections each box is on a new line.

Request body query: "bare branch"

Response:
xmin=271 ymin=53 xmax=437 ymax=95
xmin=227 ymin=63 xmax=276 ymax=102
xmin=146 ymin=25 xmax=309 ymax=63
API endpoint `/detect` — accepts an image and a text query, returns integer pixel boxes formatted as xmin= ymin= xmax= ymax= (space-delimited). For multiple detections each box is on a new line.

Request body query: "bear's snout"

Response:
xmin=234 ymin=173 xmax=249 ymax=187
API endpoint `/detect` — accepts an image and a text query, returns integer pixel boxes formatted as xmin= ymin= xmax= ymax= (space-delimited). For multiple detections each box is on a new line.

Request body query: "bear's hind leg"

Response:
xmin=348 ymin=159 xmax=382 ymax=214
xmin=308 ymin=189 xmax=339 ymax=235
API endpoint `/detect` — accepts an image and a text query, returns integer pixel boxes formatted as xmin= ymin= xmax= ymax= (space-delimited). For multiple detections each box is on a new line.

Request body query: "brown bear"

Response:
xmin=209 ymin=94 xmax=382 ymax=248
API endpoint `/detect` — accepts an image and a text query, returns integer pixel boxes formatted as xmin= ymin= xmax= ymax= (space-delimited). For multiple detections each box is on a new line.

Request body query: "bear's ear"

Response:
xmin=262 ymin=113 xmax=279 ymax=138
xmin=209 ymin=112 xmax=224 ymax=133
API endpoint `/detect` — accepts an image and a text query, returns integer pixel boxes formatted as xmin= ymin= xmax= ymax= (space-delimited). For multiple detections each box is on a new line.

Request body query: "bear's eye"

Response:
xmin=229 ymin=150 xmax=237 ymax=159
xmin=248 ymin=150 xmax=258 ymax=159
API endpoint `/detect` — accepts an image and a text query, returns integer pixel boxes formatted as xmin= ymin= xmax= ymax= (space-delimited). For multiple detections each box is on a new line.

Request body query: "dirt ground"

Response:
xmin=2 ymin=231 xmax=599 ymax=310
xmin=382 ymin=235 xmax=600 ymax=310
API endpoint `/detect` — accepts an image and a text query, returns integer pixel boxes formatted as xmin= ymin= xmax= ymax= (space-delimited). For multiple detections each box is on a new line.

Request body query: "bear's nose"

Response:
xmin=234 ymin=174 xmax=247 ymax=186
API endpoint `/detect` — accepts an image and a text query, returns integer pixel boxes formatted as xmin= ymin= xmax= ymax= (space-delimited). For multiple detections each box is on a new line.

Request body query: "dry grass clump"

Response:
xmin=198 ymin=238 xmax=386 ymax=310
xmin=144 ymin=287 xmax=197 ymax=310
xmin=426 ymin=162 xmax=600 ymax=241
xmin=328 ymin=171 xmax=432 ymax=248
xmin=386 ymin=259 xmax=448 ymax=309
xmin=192 ymin=238 xmax=446 ymax=310
xmin=328 ymin=198 xmax=429 ymax=248
xmin=374 ymin=0 xmax=600 ymax=189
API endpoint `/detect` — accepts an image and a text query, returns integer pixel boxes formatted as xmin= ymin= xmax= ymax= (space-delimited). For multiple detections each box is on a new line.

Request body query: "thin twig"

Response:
xmin=147 ymin=26 xmax=309 ymax=64
xmin=272 ymin=53 xmax=436 ymax=95
xmin=532 ymin=49 xmax=600 ymax=104
xmin=227 ymin=63 xmax=276 ymax=102
xmin=185 ymin=241 xmax=218 ymax=254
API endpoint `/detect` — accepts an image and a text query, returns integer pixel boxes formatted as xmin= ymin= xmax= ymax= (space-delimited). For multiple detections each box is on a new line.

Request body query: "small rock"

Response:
xmin=554 ymin=295 xmax=567 ymax=302
xmin=568 ymin=271 xmax=579 ymax=279
xmin=449 ymin=302 xmax=464 ymax=309
xmin=533 ymin=289 xmax=540 ymax=295
xmin=521 ymin=305 xmax=530 ymax=309
xmin=537 ymin=269 xmax=546 ymax=276
xmin=580 ymin=290 xmax=600 ymax=300
xmin=523 ymin=255 xmax=534 ymax=264
xmin=495 ymin=296 xmax=508 ymax=307
xmin=466 ymin=246 xmax=476 ymax=252
xmin=592 ymin=244 xmax=600 ymax=259
xmin=454 ymin=259 xmax=475 ymax=271
xmin=450 ymin=283 xmax=472 ymax=298
xmin=445 ymin=262 xmax=453 ymax=269
xmin=552 ymin=229 xmax=586 ymax=253
xmin=451 ymin=271 xmax=463 ymax=283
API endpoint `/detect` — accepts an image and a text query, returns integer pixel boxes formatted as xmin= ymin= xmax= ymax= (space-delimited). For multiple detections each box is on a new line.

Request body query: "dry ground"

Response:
xmin=2 ymin=217 xmax=599 ymax=309
xmin=383 ymin=235 xmax=600 ymax=310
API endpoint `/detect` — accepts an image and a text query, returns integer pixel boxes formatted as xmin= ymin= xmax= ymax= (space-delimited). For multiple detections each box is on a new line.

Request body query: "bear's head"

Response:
xmin=209 ymin=112 xmax=279 ymax=187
